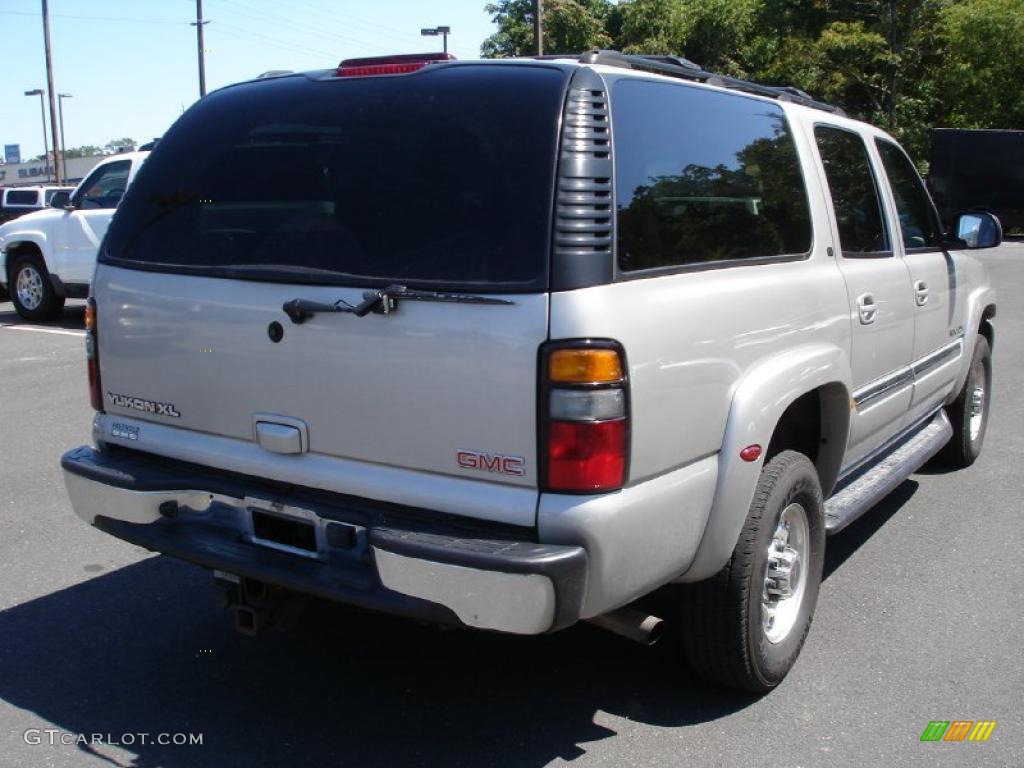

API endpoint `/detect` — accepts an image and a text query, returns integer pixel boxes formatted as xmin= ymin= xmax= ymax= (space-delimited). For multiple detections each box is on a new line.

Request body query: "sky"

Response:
xmin=1 ymin=0 xmax=498 ymax=161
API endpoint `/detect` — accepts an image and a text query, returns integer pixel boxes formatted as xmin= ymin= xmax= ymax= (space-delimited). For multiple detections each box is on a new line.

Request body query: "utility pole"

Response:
xmin=192 ymin=0 xmax=208 ymax=97
xmin=534 ymin=0 xmax=543 ymax=56
xmin=41 ymin=0 xmax=62 ymax=183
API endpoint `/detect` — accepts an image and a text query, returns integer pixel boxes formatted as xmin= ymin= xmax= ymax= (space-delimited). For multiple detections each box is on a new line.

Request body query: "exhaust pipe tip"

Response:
xmin=588 ymin=607 xmax=665 ymax=646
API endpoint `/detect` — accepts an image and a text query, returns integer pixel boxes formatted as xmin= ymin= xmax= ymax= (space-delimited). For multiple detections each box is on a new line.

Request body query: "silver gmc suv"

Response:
xmin=61 ymin=51 xmax=999 ymax=692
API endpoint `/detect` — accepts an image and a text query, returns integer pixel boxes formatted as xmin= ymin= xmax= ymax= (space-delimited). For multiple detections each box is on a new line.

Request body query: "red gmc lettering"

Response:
xmin=456 ymin=450 xmax=526 ymax=477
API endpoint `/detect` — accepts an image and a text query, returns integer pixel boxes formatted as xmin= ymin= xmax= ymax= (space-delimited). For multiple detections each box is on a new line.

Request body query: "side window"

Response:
xmin=613 ymin=80 xmax=812 ymax=271
xmin=814 ymin=126 xmax=890 ymax=256
xmin=6 ymin=190 xmax=39 ymax=206
xmin=75 ymin=161 xmax=131 ymax=210
xmin=875 ymin=139 xmax=943 ymax=250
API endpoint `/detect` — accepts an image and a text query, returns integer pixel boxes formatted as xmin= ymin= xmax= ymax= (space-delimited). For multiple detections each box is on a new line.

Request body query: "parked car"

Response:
xmin=0 ymin=152 xmax=148 ymax=320
xmin=61 ymin=52 xmax=998 ymax=692
xmin=0 ymin=185 xmax=75 ymax=225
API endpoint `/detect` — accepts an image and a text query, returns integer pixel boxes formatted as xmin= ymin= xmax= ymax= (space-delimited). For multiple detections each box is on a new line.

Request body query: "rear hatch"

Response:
xmin=95 ymin=63 xmax=570 ymax=525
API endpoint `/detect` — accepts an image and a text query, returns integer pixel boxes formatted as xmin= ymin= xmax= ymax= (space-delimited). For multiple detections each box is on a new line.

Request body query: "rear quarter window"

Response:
xmin=612 ymin=79 xmax=812 ymax=272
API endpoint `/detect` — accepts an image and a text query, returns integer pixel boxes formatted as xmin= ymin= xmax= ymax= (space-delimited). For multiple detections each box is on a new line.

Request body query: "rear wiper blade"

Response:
xmin=282 ymin=284 xmax=515 ymax=324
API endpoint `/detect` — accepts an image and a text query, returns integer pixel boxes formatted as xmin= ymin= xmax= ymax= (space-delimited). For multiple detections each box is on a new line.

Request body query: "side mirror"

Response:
xmin=954 ymin=211 xmax=1003 ymax=249
xmin=50 ymin=191 xmax=71 ymax=209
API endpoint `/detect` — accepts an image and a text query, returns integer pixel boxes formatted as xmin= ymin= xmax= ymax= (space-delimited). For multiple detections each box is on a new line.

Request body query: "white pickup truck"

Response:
xmin=0 ymin=151 xmax=148 ymax=320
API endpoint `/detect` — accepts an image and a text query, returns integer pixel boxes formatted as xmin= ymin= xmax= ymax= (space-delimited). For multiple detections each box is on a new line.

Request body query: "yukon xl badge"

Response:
xmin=107 ymin=392 xmax=181 ymax=418
xmin=456 ymin=449 xmax=526 ymax=477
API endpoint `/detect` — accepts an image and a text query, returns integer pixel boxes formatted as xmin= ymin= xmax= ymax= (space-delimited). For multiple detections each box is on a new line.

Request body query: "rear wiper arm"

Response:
xmin=282 ymin=284 xmax=515 ymax=324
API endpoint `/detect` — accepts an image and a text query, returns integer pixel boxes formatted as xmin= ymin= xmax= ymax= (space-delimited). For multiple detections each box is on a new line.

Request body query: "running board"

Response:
xmin=825 ymin=411 xmax=952 ymax=534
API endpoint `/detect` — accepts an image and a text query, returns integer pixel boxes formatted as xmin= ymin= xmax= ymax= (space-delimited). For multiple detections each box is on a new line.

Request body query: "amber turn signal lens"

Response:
xmin=84 ymin=299 xmax=96 ymax=332
xmin=549 ymin=348 xmax=623 ymax=384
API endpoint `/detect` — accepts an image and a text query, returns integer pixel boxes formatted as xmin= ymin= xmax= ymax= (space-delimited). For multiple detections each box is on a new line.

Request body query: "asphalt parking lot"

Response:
xmin=1 ymin=245 xmax=1022 ymax=768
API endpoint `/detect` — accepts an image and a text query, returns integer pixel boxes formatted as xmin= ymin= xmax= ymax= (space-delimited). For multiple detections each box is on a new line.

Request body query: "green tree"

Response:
xmin=481 ymin=0 xmax=615 ymax=57
xmin=481 ymin=0 xmax=535 ymax=57
xmin=103 ymin=137 xmax=137 ymax=154
xmin=937 ymin=0 xmax=1024 ymax=129
xmin=63 ymin=145 xmax=104 ymax=159
xmin=617 ymin=0 xmax=689 ymax=55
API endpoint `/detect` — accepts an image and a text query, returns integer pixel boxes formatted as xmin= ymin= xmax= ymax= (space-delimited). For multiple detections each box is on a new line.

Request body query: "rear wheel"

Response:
xmin=939 ymin=336 xmax=991 ymax=467
xmin=9 ymin=253 xmax=64 ymax=321
xmin=677 ymin=450 xmax=825 ymax=693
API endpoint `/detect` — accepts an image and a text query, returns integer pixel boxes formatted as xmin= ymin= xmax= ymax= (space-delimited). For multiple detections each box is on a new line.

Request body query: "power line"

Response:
xmin=213 ymin=23 xmax=341 ymax=60
xmin=0 ymin=10 xmax=185 ymax=25
xmin=282 ymin=0 xmax=442 ymax=47
xmin=207 ymin=0 xmax=407 ymax=56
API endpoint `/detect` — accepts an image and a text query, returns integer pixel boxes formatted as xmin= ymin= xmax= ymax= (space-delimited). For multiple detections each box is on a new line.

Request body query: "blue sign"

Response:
xmin=3 ymin=144 xmax=20 ymax=164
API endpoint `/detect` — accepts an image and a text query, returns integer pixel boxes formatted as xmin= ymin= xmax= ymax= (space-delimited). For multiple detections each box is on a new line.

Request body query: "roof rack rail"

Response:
xmin=574 ymin=49 xmax=845 ymax=116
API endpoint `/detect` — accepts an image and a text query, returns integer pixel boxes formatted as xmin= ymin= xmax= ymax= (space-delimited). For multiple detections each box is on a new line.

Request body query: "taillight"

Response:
xmin=85 ymin=297 xmax=103 ymax=412
xmin=336 ymin=52 xmax=456 ymax=78
xmin=540 ymin=341 xmax=629 ymax=493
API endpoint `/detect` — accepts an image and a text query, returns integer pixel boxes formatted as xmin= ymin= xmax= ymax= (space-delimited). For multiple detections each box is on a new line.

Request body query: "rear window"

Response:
xmin=5 ymin=190 xmax=38 ymax=206
xmin=102 ymin=65 xmax=568 ymax=292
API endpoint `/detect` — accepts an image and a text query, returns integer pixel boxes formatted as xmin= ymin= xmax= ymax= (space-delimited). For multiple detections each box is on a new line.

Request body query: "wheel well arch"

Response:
xmin=3 ymin=240 xmax=45 ymax=282
xmin=979 ymin=304 xmax=996 ymax=350
xmin=765 ymin=382 xmax=849 ymax=497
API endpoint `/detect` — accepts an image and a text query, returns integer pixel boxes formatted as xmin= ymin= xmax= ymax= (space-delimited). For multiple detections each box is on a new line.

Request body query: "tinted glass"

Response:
xmin=814 ymin=127 xmax=889 ymax=254
xmin=103 ymin=66 xmax=567 ymax=292
xmin=875 ymin=139 xmax=943 ymax=250
xmin=613 ymin=80 xmax=811 ymax=271
xmin=77 ymin=161 xmax=131 ymax=210
xmin=6 ymin=190 xmax=38 ymax=206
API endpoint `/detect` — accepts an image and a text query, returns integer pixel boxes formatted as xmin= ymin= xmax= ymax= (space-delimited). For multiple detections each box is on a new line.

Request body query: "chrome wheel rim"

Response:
xmin=15 ymin=265 xmax=44 ymax=311
xmin=762 ymin=502 xmax=809 ymax=644
xmin=969 ymin=360 xmax=987 ymax=443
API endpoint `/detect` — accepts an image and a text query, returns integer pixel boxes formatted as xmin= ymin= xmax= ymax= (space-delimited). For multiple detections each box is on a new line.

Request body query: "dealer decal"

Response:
xmin=107 ymin=392 xmax=181 ymax=418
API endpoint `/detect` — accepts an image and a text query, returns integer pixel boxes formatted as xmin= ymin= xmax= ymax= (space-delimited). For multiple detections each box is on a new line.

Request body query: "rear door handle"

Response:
xmin=914 ymin=280 xmax=929 ymax=306
xmin=857 ymin=293 xmax=877 ymax=325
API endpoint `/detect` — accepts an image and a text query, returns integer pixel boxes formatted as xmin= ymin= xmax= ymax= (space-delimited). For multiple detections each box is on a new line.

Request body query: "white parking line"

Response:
xmin=0 ymin=323 xmax=85 ymax=337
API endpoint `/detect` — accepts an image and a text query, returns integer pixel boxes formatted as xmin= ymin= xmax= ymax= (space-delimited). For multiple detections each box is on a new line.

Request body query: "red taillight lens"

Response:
xmin=85 ymin=297 xmax=103 ymax=412
xmin=541 ymin=341 xmax=629 ymax=493
xmin=547 ymin=420 xmax=627 ymax=492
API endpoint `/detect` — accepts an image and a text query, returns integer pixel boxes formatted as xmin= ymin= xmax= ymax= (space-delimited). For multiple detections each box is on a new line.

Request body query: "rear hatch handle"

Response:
xmin=283 ymin=285 xmax=514 ymax=324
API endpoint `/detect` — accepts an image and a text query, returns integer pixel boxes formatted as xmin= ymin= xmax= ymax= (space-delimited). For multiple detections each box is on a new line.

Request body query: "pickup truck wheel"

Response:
xmin=939 ymin=336 xmax=991 ymax=467
xmin=9 ymin=254 xmax=64 ymax=321
xmin=680 ymin=450 xmax=825 ymax=693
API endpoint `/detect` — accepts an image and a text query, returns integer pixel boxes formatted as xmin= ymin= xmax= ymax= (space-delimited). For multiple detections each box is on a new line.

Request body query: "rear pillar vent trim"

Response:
xmin=551 ymin=68 xmax=615 ymax=291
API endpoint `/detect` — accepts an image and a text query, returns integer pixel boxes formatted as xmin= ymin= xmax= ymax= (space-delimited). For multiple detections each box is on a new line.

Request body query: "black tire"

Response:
xmin=678 ymin=450 xmax=825 ymax=693
xmin=8 ymin=253 xmax=64 ymax=321
xmin=939 ymin=336 xmax=991 ymax=468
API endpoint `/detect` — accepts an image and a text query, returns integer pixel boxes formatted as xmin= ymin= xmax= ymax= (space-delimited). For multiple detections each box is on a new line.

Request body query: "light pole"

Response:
xmin=420 ymin=25 xmax=451 ymax=54
xmin=58 ymin=93 xmax=71 ymax=182
xmin=24 ymin=89 xmax=51 ymax=182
